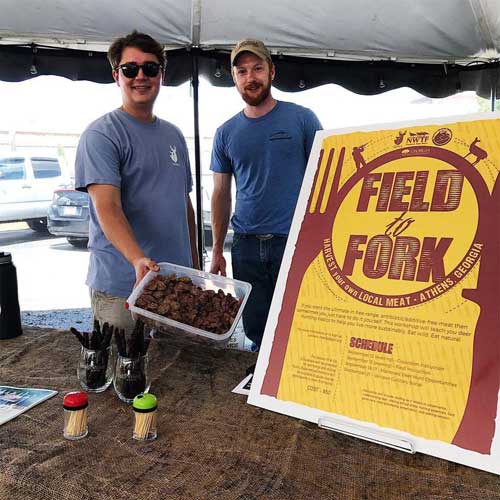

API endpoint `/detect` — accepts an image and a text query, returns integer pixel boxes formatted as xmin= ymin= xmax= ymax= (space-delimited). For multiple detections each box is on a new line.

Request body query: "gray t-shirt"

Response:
xmin=75 ymin=108 xmax=193 ymax=298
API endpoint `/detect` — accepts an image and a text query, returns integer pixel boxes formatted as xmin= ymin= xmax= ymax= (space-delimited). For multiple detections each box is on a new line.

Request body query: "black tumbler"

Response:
xmin=0 ymin=252 xmax=23 ymax=340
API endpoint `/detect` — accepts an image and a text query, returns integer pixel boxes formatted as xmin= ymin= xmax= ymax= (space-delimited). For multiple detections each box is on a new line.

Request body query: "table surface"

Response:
xmin=1 ymin=327 xmax=500 ymax=500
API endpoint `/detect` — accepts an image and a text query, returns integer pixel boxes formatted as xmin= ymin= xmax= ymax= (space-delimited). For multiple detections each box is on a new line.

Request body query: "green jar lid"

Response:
xmin=133 ymin=393 xmax=157 ymax=412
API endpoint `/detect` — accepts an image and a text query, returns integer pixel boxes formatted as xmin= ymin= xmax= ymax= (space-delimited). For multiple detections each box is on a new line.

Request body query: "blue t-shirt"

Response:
xmin=210 ymin=101 xmax=322 ymax=235
xmin=75 ymin=108 xmax=193 ymax=298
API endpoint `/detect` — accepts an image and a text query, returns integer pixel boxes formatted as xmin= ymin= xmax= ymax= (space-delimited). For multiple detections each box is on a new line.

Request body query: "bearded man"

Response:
xmin=209 ymin=38 xmax=322 ymax=351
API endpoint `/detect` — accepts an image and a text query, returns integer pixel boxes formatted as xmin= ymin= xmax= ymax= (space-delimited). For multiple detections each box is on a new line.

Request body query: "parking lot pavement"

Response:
xmin=5 ymin=236 xmax=91 ymax=312
xmin=0 ymin=222 xmax=50 ymax=246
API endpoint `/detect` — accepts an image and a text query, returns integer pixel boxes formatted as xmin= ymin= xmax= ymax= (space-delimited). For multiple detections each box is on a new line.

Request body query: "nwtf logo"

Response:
xmin=394 ymin=130 xmax=430 ymax=146
xmin=406 ymin=131 xmax=429 ymax=144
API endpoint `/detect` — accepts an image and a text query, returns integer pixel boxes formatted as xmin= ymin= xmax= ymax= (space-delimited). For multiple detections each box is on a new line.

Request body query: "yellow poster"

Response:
xmin=249 ymin=113 xmax=500 ymax=474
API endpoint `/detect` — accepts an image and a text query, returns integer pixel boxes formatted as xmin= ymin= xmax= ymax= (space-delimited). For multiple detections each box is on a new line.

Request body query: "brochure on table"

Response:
xmin=0 ymin=386 xmax=58 ymax=425
xmin=232 ymin=374 xmax=253 ymax=396
xmin=248 ymin=112 xmax=500 ymax=474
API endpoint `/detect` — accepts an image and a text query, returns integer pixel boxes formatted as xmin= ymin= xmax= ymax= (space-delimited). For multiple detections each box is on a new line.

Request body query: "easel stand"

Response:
xmin=318 ymin=416 xmax=415 ymax=454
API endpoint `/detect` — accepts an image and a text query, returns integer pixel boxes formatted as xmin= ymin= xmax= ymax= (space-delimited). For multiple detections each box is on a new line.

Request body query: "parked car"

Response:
xmin=47 ymin=189 xmax=89 ymax=247
xmin=0 ymin=153 xmax=72 ymax=232
xmin=47 ymin=190 xmax=228 ymax=249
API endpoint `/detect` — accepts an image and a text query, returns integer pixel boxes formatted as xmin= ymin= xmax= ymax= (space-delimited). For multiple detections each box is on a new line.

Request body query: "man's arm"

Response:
xmin=210 ymin=172 xmax=232 ymax=276
xmin=186 ymin=196 xmax=200 ymax=270
xmin=87 ymin=183 xmax=159 ymax=287
xmin=303 ymin=109 xmax=323 ymax=157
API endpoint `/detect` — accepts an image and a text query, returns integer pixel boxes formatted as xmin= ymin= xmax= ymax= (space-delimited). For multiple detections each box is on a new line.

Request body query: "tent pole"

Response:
xmin=191 ymin=49 xmax=205 ymax=269
xmin=490 ymin=66 xmax=498 ymax=112
xmin=491 ymin=80 xmax=497 ymax=112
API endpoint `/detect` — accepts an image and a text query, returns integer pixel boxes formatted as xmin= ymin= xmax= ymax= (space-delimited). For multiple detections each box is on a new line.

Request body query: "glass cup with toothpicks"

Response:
xmin=132 ymin=393 xmax=157 ymax=441
xmin=63 ymin=391 xmax=88 ymax=440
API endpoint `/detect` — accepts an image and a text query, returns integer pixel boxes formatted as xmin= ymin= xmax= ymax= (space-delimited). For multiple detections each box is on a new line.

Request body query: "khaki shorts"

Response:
xmin=90 ymin=289 xmax=136 ymax=335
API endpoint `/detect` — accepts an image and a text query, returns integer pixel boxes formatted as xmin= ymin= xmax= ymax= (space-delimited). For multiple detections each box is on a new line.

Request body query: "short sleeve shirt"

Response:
xmin=75 ymin=108 xmax=193 ymax=298
xmin=210 ymin=101 xmax=322 ymax=235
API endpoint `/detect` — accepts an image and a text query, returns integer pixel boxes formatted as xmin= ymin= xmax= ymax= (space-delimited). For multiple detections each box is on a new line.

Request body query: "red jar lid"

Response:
xmin=63 ymin=391 xmax=88 ymax=410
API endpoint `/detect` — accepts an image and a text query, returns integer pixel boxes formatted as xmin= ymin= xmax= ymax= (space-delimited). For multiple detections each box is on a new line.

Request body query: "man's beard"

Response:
xmin=241 ymin=80 xmax=271 ymax=106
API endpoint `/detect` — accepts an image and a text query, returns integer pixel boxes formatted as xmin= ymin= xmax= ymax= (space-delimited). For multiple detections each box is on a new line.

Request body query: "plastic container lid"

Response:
xmin=63 ymin=391 xmax=88 ymax=410
xmin=0 ymin=252 xmax=12 ymax=265
xmin=133 ymin=393 xmax=157 ymax=412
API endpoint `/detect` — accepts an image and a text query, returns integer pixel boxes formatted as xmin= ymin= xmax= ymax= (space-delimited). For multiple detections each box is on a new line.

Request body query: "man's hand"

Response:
xmin=133 ymin=256 xmax=159 ymax=288
xmin=210 ymin=250 xmax=227 ymax=276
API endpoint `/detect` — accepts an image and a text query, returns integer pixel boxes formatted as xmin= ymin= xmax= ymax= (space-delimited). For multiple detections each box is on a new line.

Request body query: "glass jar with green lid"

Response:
xmin=132 ymin=393 xmax=157 ymax=441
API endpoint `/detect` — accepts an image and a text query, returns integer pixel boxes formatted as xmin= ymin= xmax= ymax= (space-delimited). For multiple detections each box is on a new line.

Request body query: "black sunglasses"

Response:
xmin=115 ymin=61 xmax=162 ymax=78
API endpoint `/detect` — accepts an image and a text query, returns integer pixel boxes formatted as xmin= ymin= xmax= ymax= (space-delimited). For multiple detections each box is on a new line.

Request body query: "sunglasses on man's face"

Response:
xmin=116 ymin=61 xmax=162 ymax=78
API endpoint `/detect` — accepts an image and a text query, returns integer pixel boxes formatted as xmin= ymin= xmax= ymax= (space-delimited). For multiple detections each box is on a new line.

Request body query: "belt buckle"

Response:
xmin=256 ymin=234 xmax=273 ymax=240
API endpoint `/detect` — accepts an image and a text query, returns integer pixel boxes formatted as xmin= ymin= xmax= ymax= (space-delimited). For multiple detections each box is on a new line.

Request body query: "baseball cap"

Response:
xmin=231 ymin=39 xmax=272 ymax=66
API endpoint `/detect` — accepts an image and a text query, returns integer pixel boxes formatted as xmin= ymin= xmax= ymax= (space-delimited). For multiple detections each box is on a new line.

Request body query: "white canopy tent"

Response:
xmin=0 ymin=0 xmax=499 ymax=95
xmin=1 ymin=0 xmax=499 ymax=262
xmin=1 ymin=0 xmax=499 ymax=63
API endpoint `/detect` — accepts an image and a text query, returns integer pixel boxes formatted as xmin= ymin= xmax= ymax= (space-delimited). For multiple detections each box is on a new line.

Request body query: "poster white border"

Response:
xmin=248 ymin=111 xmax=500 ymax=474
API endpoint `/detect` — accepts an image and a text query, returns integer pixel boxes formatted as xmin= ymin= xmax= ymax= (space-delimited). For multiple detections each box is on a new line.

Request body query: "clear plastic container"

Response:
xmin=127 ymin=262 xmax=252 ymax=346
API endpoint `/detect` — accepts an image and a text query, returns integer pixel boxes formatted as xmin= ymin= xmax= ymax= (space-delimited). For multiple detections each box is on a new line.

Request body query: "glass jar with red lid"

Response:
xmin=63 ymin=391 xmax=88 ymax=440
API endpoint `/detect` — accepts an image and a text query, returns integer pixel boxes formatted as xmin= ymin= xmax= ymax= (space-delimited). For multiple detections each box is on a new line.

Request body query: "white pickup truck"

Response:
xmin=0 ymin=153 xmax=72 ymax=232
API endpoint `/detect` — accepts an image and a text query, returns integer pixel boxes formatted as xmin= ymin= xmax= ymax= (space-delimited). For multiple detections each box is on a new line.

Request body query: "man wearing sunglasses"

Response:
xmin=75 ymin=31 xmax=198 ymax=334
xmin=210 ymin=39 xmax=322 ymax=353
